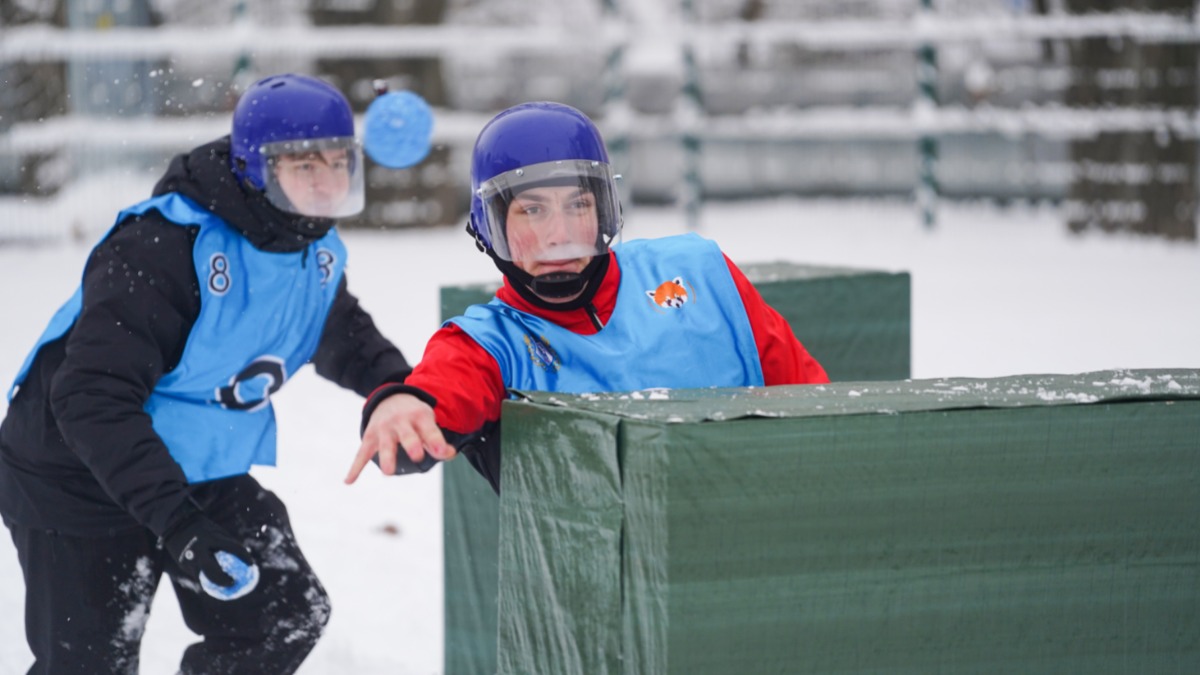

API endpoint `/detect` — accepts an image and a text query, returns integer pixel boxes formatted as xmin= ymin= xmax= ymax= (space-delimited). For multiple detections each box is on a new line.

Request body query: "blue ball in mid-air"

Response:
xmin=199 ymin=551 xmax=261 ymax=601
xmin=364 ymin=91 xmax=434 ymax=169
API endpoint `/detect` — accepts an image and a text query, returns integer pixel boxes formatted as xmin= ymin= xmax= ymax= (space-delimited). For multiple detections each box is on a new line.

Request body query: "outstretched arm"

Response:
xmin=344 ymin=324 xmax=506 ymax=483
xmin=345 ymin=390 xmax=455 ymax=484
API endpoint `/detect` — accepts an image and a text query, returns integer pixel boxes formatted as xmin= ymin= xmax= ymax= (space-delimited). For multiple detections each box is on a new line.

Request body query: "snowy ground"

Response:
xmin=0 ymin=194 xmax=1198 ymax=673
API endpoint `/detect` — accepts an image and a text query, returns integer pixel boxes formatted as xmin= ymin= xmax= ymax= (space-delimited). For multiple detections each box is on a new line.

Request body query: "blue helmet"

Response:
xmin=468 ymin=102 xmax=622 ymax=261
xmin=230 ymin=74 xmax=364 ymax=217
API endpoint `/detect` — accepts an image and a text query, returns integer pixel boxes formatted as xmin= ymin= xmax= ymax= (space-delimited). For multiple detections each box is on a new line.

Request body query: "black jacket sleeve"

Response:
xmin=312 ymin=275 xmax=412 ymax=397
xmin=48 ymin=214 xmax=200 ymax=537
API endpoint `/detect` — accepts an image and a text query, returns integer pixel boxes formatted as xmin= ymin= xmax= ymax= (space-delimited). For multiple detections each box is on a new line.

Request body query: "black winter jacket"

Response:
xmin=0 ymin=137 xmax=411 ymax=537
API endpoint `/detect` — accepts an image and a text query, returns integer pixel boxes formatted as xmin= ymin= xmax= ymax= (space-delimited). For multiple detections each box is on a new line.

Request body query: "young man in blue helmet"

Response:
xmin=0 ymin=74 xmax=411 ymax=673
xmin=346 ymin=101 xmax=828 ymax=493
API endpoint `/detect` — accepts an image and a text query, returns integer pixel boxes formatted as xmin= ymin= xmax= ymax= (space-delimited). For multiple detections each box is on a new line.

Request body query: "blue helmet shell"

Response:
xmin=469 ymin=102 xmax=617 ymax=252
xmin=230 ymin=74 xmax=356 ymax=190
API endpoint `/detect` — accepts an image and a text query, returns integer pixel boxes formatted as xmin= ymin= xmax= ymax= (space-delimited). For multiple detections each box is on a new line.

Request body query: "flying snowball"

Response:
xmin=364 ymin=90 xmax=434 ymax=169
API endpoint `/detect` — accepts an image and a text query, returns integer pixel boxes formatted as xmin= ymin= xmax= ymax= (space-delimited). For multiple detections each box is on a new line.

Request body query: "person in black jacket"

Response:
xmin=0 ymin=73 xmax=410 ymax=674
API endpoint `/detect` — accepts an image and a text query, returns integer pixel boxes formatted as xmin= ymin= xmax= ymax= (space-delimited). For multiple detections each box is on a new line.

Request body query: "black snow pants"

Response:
xmin=4 ymin=474 xmax=330 ymax=675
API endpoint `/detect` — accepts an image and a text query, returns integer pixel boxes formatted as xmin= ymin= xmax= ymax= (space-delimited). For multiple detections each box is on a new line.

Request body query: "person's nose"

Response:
xmin=307 ymin=165 xmax=337 ymax=192
xmin=541 ymin=208 xmax=571 ymax=245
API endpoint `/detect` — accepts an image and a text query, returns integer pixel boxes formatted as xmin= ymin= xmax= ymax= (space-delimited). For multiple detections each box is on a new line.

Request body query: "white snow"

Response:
xmin=0 ymin=190 xmax=1198 ymax=672
xmin=117 ymin=556 xmax=156 ymax=643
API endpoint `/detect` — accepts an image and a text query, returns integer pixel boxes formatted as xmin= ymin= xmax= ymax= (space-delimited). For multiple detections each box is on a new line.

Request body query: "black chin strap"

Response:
xmin=529 ymin=271 xmax=587 ymax=299
xmin=490 ymin=252 xmax=610 ymax=312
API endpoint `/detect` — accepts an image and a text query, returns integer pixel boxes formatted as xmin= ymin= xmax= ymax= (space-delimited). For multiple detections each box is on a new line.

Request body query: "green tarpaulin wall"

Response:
xmin=441 ymin=281 xmax=503 ymax=675
xmin=441 ymin=262 xmax=911 ymax=675
xmin=739 ymin=262 xmax=910 ymax=382
xmin=497 ymin=371 xmax=1200 ymax=674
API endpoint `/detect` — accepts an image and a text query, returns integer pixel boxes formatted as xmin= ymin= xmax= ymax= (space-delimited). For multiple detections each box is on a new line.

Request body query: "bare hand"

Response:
xmin=344 ymin=393 xmax=456 ymax=484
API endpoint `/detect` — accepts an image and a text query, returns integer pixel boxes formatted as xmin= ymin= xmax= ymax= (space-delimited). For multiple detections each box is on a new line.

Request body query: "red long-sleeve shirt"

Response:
xmin=403 ymin=250 xmax=828 ymax=436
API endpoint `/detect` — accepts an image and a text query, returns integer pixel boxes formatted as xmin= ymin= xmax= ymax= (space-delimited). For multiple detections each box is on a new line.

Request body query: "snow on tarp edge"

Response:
xmin=508 ymin=369 xmax=1200 ymax=424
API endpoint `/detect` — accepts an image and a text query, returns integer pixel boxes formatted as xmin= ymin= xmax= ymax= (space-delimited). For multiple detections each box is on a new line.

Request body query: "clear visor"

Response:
xmin=260 ymin=136 xmax=365 ymax=218
xmin=478 ymin=159 xmax=620 ymax=263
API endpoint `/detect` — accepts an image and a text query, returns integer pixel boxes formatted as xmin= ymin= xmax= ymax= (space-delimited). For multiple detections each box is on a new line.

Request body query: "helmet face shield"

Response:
xmin=477 ymin=159 xmax=621 ymax=264
xmin=260 ymin=136 xmax=365 ymax=218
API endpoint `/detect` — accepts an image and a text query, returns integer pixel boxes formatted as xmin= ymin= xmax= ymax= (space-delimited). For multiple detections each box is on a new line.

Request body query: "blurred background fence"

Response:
xmin=1 ymin=0 xmax=1197 ymax=241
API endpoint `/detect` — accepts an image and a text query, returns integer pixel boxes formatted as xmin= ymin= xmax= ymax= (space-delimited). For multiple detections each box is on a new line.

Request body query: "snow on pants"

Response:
xmin=4 ymin=474 xmax=331 ymax=675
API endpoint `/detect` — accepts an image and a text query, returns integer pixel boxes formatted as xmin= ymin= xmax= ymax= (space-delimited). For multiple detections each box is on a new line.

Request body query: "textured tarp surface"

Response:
xmin=440 ymin=284 xmax=502 ymax=675
xmin=496 ymin=406 xmax=626 ymax=674
xmin=440 ymin=263 xmax=909 ymax=675
xmin=442 ymin=456 xmax=500 ymax=673
xmin=496 ymin=370 xmax=1200 ymax=674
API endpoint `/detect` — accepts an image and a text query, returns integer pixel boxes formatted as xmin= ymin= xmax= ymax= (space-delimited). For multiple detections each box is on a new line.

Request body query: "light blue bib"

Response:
xmin=449 ymin=233 xmax=764 ymax=394
xmin=9 ymin=193 xmax=347 ymax=483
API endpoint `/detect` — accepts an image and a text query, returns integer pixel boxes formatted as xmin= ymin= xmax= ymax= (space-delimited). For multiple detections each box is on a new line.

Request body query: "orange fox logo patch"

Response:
xmin=646 ymin=277 xmax=694 ymax=310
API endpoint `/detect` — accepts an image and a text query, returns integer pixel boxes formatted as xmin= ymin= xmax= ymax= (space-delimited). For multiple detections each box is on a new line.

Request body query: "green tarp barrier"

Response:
xmin=440 ymin=281 xmax=504 ymax=675
xmin=741 ymin=263 xmax=910 ymax=382
xmin=495 ymin=370 xmax=1200 ymax=674
xmin=442 ymin=262 xmax=911 ymax=675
